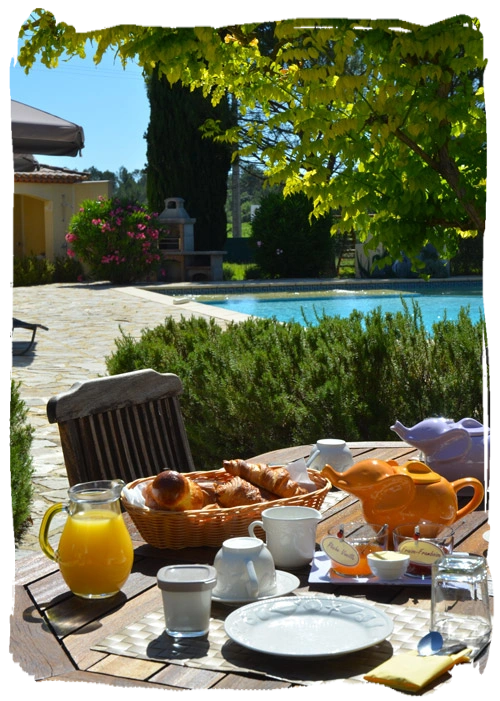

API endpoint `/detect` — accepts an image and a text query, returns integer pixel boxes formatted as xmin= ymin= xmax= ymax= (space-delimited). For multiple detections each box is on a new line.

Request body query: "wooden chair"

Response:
xmin=47 ymin=369 xmax=195 ymax=486
xmin=481 ymin=343 xmax=500 ymax=433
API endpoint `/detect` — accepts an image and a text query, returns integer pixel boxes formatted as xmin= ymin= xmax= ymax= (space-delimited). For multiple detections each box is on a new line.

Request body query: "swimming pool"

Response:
xmin=195 ymin=284 xmax=484 ymax=332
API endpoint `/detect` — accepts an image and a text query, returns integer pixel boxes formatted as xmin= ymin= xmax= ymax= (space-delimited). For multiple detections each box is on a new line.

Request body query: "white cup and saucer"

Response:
xmin=306 ymin=438 xmax=353 ymax=472
xmin=211 ymin=536 xmax=300 ymax=605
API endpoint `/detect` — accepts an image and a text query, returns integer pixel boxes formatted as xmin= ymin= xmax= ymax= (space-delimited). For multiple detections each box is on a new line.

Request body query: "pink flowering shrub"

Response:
xmin=66 ymin=197 xmax=161 ymax=283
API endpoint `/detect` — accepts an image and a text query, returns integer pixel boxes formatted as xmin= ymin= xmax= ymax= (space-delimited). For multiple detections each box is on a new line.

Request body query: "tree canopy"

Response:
xmin=145 ymin=69 xmax=233 ymax=249
xmin=87 ymin=166 xmax=147 ymax=203
xmin=18 ymin=11 xmax=486 ymax=267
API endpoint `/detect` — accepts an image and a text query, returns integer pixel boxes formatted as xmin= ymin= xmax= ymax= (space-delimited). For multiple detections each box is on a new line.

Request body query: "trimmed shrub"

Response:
xmin=250 ymin=191 xmax=335 ymax=278
xmin=105 ymin=302 xmax=486 ymax=470
xmin=11 ymin=380 xmax=34 ymax=541
xmin=53 ymin=255 xmax=86 ymax=282
xmin=13 ymin=255 xmax=84 ymax=286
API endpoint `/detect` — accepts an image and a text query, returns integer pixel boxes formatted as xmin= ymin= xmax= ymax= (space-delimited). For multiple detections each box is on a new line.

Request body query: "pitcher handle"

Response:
xmin=39 ymin=502 xmax=67 ymax=562
xmin=306 ymin=448 xmax=320 ymax=468
xmin=453 ymin=478 xmax=485 ymax=520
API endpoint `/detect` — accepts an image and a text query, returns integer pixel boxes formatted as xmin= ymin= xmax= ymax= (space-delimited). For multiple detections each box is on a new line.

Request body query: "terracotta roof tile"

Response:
xmin=14 ymin=166 xmax=89 ymax=184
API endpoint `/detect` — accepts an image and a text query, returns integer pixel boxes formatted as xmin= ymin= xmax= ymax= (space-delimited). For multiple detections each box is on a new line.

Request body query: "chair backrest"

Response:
xmin=47 ymin=369 xmax=195 ymax=486
xmin=481 ymin=343 xmax=500 ymax=433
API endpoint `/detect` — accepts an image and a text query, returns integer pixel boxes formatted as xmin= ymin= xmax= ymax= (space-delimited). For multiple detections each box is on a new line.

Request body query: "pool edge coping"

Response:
xmin=143 ymin=275 xmax=483 ymax=297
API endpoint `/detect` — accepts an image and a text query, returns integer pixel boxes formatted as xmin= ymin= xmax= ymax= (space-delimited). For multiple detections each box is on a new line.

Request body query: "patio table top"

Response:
xmin=11 ymin=442 xmax=491 ymax=693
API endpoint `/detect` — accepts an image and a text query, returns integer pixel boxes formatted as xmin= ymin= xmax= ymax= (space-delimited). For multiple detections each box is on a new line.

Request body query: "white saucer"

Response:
xmin=211 ymin=570 xmax=300 ymax=606
xmin=483 ymin=528 xmax=500 ymax=545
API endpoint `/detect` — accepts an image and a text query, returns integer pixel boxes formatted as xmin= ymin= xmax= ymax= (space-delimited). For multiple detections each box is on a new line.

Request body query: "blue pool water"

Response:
xmin=198 ymin=287 xmax=484 ymax=332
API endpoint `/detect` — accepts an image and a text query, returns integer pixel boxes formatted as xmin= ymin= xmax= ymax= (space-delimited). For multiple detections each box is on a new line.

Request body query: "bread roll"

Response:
xmin=223 ymin=459 xmax=308 ymax=498
xmin=143 ymin=470 xmax=206 ymax=511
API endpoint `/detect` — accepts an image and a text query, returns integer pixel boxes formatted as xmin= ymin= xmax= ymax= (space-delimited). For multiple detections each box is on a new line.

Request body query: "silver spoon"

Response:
xmin=418 ymin=631 xmax=467 ymax=656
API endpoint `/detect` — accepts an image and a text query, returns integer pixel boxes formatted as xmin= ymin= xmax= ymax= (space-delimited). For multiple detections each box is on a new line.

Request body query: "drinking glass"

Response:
xmin=431 ymin=553 xmax=492 ymax=656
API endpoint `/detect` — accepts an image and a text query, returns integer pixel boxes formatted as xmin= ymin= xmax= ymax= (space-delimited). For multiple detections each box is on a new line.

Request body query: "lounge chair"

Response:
xmin=12 ymin=317 xmax=48 ymax=355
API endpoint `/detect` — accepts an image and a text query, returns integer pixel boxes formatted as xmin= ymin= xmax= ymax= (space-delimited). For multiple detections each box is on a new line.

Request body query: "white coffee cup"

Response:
xmin=212 ymin=536 xmax=277 ymax=600
xmin=249 ymin=506 xmax=321 ymax=569
xmin=306 ymin=438 xmax=353 ymax=472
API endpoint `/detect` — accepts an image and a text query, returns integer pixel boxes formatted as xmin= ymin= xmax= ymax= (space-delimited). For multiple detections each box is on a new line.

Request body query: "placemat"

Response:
xmin=318 ymin=488 xmax=349 ymax=513
xmin=93 ymin=596 xmax=450 ymax=686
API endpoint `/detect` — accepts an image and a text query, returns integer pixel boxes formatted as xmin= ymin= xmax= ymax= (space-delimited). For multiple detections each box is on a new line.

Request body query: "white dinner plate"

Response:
xmin=212 ymin=571 xmax=300 ymax=605
xmin=483 ymin=528 xmax=500 ymax=545
xmin=224 ymin=596 xmax=393 ymax=657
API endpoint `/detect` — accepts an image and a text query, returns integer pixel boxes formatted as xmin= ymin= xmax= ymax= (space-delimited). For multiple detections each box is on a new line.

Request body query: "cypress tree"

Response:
xmin=146 ymin=67 xmax=233 ymax=250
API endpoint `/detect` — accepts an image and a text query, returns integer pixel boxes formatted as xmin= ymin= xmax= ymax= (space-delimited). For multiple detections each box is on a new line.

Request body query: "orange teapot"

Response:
xmin=321 ymin=459 xmax=484 ymax=537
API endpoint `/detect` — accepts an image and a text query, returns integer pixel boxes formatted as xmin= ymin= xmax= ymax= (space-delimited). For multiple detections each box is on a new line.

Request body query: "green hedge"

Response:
xmin=105 ymin=301 xmax=486 ymax=470
xmin=11 ymin=380 xmax=34 ymax=540
xmin=14 ymin=255 xmax=84 ymax=286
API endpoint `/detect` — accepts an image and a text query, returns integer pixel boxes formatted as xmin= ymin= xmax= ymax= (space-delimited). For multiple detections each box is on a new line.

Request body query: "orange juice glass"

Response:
xmin=39 ymin=480 xmax=134 ymax=599
xmin=321 ymin=522 xmax=389 ymax=579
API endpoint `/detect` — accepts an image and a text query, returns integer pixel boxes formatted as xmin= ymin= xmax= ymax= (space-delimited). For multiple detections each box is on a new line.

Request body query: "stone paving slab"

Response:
xmin=11 ymin=282 xmax=244 ymax=558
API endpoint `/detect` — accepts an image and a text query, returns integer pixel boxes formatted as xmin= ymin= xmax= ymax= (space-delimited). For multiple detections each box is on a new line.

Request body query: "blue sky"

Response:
xmin=10 ymin=46 xmax=150 ymax=174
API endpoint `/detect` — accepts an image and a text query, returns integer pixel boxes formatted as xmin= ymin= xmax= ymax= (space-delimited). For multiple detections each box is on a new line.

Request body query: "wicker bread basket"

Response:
xmin=122 ymin=468 xmax=330 ymax=549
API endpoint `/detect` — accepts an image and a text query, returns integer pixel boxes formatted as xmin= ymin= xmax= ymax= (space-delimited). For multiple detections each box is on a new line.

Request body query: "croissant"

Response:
xmin=143 ymin=470 xmax=206 ymax=511
xmin=223 ymin=459 xmax=308 ymax=498
xmin=215 ymin=475 xmax=266 ymax=507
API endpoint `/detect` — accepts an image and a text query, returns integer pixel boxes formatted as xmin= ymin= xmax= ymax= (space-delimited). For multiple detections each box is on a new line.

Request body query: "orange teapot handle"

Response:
xmin=453 ymin=478 xmax=485 ymax=520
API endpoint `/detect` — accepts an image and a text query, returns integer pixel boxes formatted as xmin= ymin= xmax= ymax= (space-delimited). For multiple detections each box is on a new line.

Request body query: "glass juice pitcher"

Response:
xmin=39 ymin=479 xmax=134 ymax=599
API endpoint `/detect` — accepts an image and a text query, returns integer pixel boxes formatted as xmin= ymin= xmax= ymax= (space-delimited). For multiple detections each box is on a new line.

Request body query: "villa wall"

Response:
xmin=13 ymin=176 xmax=112 ymax=261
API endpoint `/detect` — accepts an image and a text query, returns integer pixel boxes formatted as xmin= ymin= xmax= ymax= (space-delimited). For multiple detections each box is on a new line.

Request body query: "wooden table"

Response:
xmin=11 ymin=443 xmax=491 ymax=691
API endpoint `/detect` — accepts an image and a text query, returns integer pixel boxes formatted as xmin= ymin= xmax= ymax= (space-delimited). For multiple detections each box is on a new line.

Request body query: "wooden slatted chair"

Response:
xmin=47 ymin=369 xmax=195 ymax=486
xmin=481 ymin=343 xmax=500 ymax=433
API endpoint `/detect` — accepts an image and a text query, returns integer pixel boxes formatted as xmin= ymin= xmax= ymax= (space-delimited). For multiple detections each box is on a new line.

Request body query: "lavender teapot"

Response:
xmin=391 ymin=417 xmax=489 ymax=487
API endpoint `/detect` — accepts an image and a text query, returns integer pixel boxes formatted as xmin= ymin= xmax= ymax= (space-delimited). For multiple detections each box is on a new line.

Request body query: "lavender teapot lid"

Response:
xmin=454 ymin=418 xmax=489 ymax=437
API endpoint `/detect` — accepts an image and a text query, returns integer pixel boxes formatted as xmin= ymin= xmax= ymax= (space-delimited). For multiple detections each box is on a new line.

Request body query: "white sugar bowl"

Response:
xmin=367 ymin=551 xmax=410 ymax=580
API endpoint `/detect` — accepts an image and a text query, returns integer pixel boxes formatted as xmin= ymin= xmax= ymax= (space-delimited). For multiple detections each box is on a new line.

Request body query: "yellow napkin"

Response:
xmin=364 ymin=648 xmax=471 ymax=692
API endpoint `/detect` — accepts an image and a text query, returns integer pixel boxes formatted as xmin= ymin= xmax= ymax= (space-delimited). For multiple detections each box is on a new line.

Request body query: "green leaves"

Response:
xmin=17 ymin=11 xmax=486 ymax=267
xmin=10 ymin=380 xmax=34 ymax=540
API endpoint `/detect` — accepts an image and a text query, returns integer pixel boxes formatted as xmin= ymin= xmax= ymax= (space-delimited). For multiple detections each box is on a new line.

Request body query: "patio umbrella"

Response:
xmin=11 ymin=99 xmax=85 ymax=158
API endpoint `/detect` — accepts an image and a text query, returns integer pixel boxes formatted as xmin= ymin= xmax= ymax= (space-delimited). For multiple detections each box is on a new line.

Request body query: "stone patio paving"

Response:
xmin=11 ymin=282 xmax=246 ymax=558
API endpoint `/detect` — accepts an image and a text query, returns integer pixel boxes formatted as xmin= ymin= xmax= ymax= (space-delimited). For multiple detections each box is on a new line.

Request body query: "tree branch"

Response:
xmin=393 ymin=127 xmax=436 ymax=169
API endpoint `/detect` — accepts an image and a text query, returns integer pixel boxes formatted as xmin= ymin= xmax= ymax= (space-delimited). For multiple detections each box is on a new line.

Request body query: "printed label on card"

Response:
xmin=397 ymin=540 xmax=444 ymax=564
xmin=321 ymin=536 xmax=360 ymax=566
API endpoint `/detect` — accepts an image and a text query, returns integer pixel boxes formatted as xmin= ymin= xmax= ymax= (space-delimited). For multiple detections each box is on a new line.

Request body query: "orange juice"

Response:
xmin=331 ymin=543 xmax=383 ymax=577
xmin=57 ymin=509 xmax=134 ymax=597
